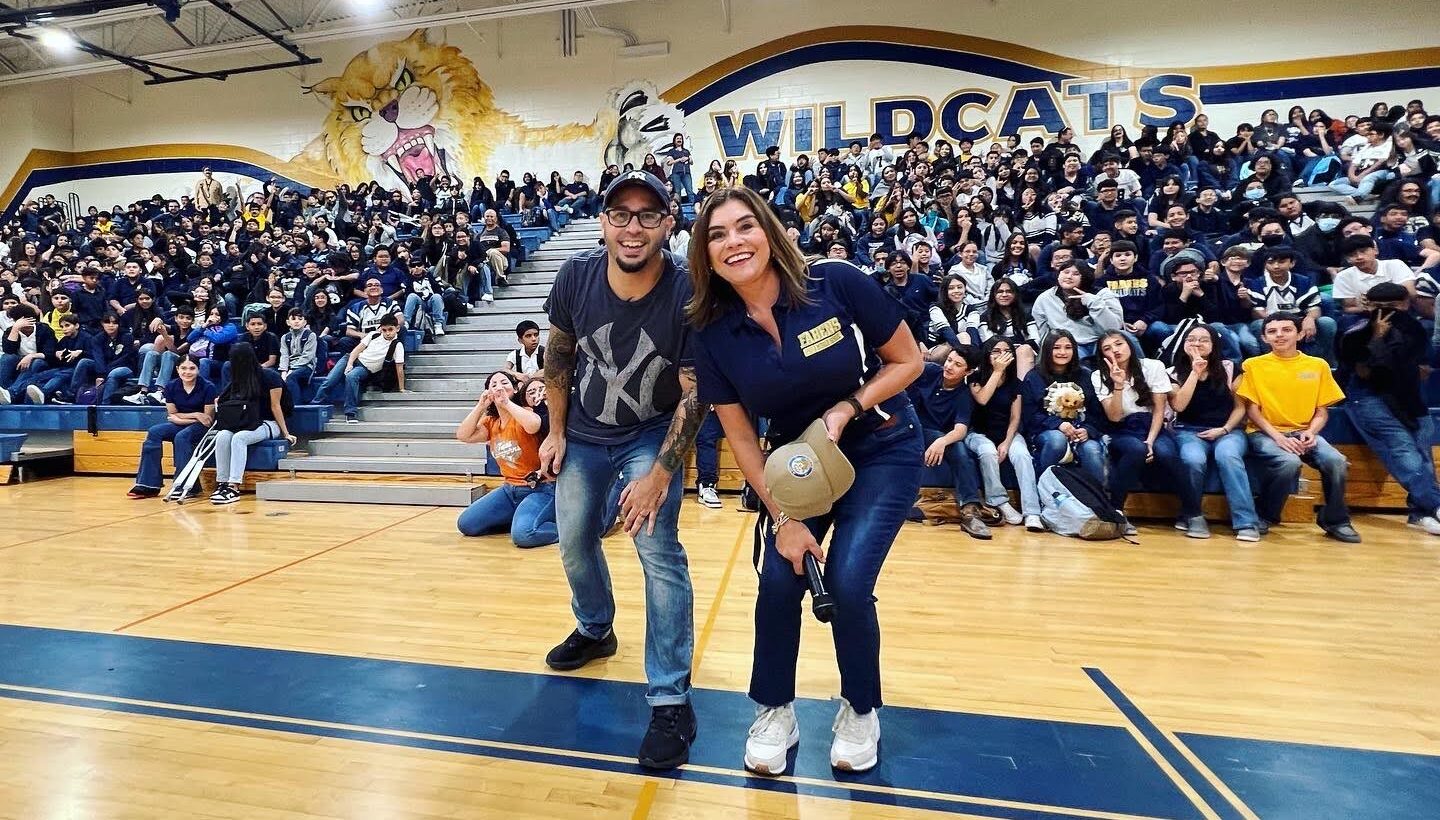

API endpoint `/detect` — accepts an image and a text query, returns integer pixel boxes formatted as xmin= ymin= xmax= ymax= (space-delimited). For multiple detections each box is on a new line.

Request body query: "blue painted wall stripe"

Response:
xmin=1083 ymin=667 xmax=1247 ymax=820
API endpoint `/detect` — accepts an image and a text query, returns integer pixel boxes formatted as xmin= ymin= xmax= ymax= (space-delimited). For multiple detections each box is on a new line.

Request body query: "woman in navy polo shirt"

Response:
xmin=686 ymin=185 xmax=924 ymax=776
xmin=127 ymin=355 xmax=217 ymax=499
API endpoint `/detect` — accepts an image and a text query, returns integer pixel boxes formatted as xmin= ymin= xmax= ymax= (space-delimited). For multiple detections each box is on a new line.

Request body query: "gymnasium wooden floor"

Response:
xmin=0 ymin=476 xmax=1436 ymax=820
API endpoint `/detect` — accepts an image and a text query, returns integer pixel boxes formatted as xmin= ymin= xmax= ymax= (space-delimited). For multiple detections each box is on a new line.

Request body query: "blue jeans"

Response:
xmin=1247 ymin=431 xmax=1349 ymax=527
xmin=965 ymin=432 xmax=1040 ymax=515
xmin=1221 ymin=322 xmax=1263 ymax=358
xmin=134 ymin=421 xmax=209 ymax=490
xmin=284 ymin=366 xmax=313 ymax=406
xmin=312 ymin=363 xmax=373 ymax=415
xmin=457 ymin=482 xmax=558 ymax=547
xmin=1329 ymin=169 xmax=1395 ymax=198
xmin=0 ymin=353 xmax=20 ymax=389
xmin=7 ymin=359 xmax=49 ymax=400
xmin=1174 ymin=425 xmax=1258 ymax=530
xmin=462 ymin=264 xmax=494 ymax=302
xmin=1033 ymin=428 xmax=1107 ymax=485
xmin=138 ymin=348 xmax=179 ymax=389
xmin=694 ymin=412 xmax=724 ymax=486
xmin=555 ymin=423 xmax=692 ymax=706
xmin=71 ymin=361 xmax=134 ymax=404
xmin=920 ymin=426 xmax=982 ymax=504
xmin=29 ymin=366 xmax=73 ymax=402
xmin=752 ymin=406 xmax=923 ymax=714
xmin=671 ymin=167 xmax=695 ymax=203
xmin=404 ymin=293 xmax=446 ymax=328
xmin=1106 ymin=421 xmax=1185 ymax=511
xmin=1347 ymin=388 xmax=1440 ymax=520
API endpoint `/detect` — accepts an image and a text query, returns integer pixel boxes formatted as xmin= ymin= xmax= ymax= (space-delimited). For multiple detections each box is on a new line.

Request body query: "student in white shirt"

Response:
xmin=505 ymin=319 xmax=545 ymax=376
xmin=1093 ymin=331 xmax=1188 ymax=531
xmin=312 ymin=314 xmax=405 ymax=422
xmin=1333 ymin=235 xmax=1417 ymax=320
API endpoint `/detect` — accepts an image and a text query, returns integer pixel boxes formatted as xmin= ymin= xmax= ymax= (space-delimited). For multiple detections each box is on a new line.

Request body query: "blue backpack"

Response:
xmin=1038 ymin=464 xmax=1128 ymax=540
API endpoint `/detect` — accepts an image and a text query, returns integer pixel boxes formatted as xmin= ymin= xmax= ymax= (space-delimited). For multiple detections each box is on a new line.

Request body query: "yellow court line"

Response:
xmin=630 ymin=780 xmax=659 ymax=820
xmin=1163 ymin=729 xmax=1259 ymax=820
xmin=690 ymin=513 xmax=753 ymax=680
xmin=0 ymin=682 xmax=1160 ymax=820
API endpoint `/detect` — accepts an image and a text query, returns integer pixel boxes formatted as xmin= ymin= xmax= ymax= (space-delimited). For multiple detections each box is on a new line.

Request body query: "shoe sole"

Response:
xmin=744 ymin=728 xmax=799 ymax=777
xmin=545 ymin=640 xmax=618 ymax=672
xmin=1185 ymin=531 xmax=1211 ymax=539
xmin=831 ymin=750 xmax=878 ymax=772
xmin=211 ymin=495 xmax=241 ymax=505
xmin=697 ymin=500 xmax=722 ymax=509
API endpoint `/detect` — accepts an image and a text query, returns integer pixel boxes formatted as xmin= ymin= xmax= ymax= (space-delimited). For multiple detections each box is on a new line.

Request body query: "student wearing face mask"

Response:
xmin=1293 ymin=203 xmax=1350 ymax=282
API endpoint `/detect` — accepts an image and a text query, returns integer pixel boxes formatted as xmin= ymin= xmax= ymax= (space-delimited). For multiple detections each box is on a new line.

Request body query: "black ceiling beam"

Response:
xmin=0 ymin=0 xmax=177 ymax=27
xmin=204 ymin=0 xmax=310 ymax=62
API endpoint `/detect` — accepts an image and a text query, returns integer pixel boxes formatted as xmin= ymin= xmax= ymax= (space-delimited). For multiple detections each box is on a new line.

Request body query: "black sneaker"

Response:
xmin=126 ymin=485 xmax=160 ymax=499
xmin=544 ymin=629 xmax=618 ymax=671
xmin=638 ymin=703 xmax=696 ymax=770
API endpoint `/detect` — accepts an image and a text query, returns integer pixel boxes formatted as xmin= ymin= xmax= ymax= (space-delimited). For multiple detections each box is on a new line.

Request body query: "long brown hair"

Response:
xmin=685 ymin=186 xmax=811 ymax=329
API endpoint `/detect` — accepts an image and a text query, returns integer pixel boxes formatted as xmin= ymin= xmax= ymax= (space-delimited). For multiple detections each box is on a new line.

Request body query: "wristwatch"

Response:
xmin=842 ymin=396 xmax=865 ymax=419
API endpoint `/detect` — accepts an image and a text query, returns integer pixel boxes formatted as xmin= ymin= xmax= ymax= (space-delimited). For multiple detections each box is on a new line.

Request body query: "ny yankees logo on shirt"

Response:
xmin=577 ymin=322 xmax=672 ymax=425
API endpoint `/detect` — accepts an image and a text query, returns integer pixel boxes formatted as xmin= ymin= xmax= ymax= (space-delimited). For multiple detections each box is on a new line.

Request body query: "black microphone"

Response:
xmin=803 ymin=552 xmax=835 ymax=623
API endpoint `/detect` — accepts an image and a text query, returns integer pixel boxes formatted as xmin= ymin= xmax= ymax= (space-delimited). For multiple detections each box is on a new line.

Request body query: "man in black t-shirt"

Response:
xmin=538 ymin=170 xmax=703 ymax=772
xmin=559 ymin=171 xmax=595 ymax=218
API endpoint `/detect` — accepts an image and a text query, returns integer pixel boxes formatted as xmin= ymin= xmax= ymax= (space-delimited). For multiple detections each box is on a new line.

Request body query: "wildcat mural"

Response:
xmin=290 ymin=29 xmax=682 ymax=188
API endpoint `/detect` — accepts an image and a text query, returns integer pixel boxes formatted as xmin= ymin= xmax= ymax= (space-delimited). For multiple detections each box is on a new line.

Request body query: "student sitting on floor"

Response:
xmin=127 ymin=355 xmax=217 ymax=499
xmin=312 ymin=313 xmax=406 ymax=423
xmin=455 ymin=371 xmax=558 ymax=548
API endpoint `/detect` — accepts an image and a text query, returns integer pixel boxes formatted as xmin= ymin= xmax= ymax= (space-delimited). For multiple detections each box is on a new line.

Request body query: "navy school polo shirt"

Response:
xmin=162 ymin=377 xmax=219 ymax=414
xmin=693 ymin=259 xmax=911 ymax=446
xmin=907 ymin=361 xmax=973 ymax=433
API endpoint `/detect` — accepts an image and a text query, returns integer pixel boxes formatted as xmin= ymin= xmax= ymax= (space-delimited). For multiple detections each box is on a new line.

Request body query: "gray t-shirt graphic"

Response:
xmin=544 ymin=248 xmax=693 ymax=445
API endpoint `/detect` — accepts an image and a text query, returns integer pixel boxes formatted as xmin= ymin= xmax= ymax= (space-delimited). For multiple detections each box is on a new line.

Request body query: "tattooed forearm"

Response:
xmin=544 ymin=327 xmax=577 ymax=431
xmin=656 ymin=366 xmax=706 ymax=474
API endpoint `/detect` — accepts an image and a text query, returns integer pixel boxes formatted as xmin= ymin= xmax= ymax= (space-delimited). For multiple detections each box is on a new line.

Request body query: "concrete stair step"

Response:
xmin=324 ymin=420 xmax=458 ymax=437
xmin=407 ymin=363 xmax=508 ymax=376
xmin=257 ymin=479 xmax=483 ymax=506
xmin=507 ymin=270 xmax=558 ymax=284
xmin=308 ymin=438 xmax=486 ymax=458
xmin=408 ymin=378 xmax=493 ymax=392
xmin=456 ymin=298 xmax=547 ymax=316
xmin=356 ymin=405 xmax=470 ymax=423
xmin=447 ymin=315 xmax=545 ymax=331
xmin=428 ymin=329 xmax=547 ymax=348
xmin=489 ymin=283 xmax=552 ymax=298
xmin=279 ymin=455 xmax=484 ymax=476
xmin=367 ymin=391 xmax=476 ymax=403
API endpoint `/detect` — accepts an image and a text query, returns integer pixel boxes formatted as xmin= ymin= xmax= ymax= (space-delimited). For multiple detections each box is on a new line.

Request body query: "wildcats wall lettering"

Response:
xmin=710 ymin=75 xmax=1199 ymax=158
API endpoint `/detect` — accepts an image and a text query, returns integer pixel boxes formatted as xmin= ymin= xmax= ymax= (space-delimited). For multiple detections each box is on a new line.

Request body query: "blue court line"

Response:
xmin=0 ymin=624 xmax=1198 ymax=819
xmin=1179 ymin=732 xmax=1440 ymax=820
xmin=1083 ymin=668 xmax=1246 ymax=820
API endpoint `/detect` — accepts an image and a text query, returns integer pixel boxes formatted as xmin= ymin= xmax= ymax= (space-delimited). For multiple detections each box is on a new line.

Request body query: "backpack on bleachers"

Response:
xmin=1038 ymin=464 xmax=1128 ymax=540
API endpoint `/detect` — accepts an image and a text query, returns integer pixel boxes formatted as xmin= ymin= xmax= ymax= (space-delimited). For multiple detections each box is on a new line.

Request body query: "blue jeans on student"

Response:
xmin=138 ymin=348 xmax=179 ymax=390
xmin=965 ymin=433 xmax=1041 ymax=515
xmin=0 ymin=353 xmax=21 ymax=389
xmin=671 ymin=167 xmax=695 ymax=203
xmin=1106 ymin=415 xmax=1187 ymax=512
xmin=284 ymin=366 xmax=314 ymax=405
xmin=555 ymin=422 xmax=692 ymax=706
xmin=1247 ymin=431 xmax=1349 ymax=527
xmin=1033 ymin=428 xmax=1107 ymax=485
xmin=30 ymin=366 xmax=73 ymax=402
xmin=752 ymin=406 xmax=923 ymax=714
xmin=7 ymin=359 xmax=49 ymax=399
xmin=1329 ymin=169 xmax=1395 ymax=198
xmin=694 ymin=412 xmax=724 ymax=486
xmin=71 ymin=361 xmax=134 ymax=404
xmin=457 ymin=482 xmax=558 ymax=547
xmin=1220 ymin=322 xmax=1263 ymax=358
xmin=920 ymin=426 xmax=982 ymax=504
xmin=312 ymin=363 xmax=372 ymax=416
xmin=404 ymin=293 xmax=446 ymax=328
xmin=1347 ymin=387 xmax=1440 ymax=521
xmin=463 ymin=264 xmax=494 ymax=302
xmin=1173 ymin=425 xmax=1258 ymax=530
xmin=135 ymin=421 xmax=210 ymax=490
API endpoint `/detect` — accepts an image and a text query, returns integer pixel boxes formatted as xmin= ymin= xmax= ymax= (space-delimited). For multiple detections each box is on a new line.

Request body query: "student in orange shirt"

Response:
xmin=455 ymin=371 xmax=557 ymax=547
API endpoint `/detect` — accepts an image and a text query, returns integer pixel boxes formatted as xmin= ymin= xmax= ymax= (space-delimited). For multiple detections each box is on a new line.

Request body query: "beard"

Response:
xmin=611 ymin=238 xmax=659 ymax=273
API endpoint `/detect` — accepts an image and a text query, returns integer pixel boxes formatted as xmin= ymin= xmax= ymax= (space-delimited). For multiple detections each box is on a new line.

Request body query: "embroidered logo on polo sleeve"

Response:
xmin=797 ymin=317 xmax=843 ymax=357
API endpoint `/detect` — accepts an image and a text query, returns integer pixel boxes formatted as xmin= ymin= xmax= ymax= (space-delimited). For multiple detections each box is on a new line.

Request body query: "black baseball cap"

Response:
xmin=603 ymin=170 xmax=668 ymax=208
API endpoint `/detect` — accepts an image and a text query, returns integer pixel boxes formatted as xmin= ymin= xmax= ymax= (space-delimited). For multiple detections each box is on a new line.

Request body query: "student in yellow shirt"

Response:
xmin=1235 ymin=313 xmax=1359 ymax=543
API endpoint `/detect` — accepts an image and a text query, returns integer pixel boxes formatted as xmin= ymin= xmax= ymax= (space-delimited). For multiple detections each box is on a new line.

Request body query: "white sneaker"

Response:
xmin=743 ymin=703 xmax=799 ymax=776
xmin=0 ymin=387 xmax=10 ymax=405
xmin=121 ymin=392 xmax=146 ymax=405
xmin=697 ymin=483 xmax=722 ymax=509
xmin=998 ymin=501 xmax=1022 ymax=525
xmin=830 ymin=699 xmax=880 ymax=772
xmin=25 ymin=384 xmax=44 ymax=405
xmin=1408 ymin=516 xmax=1440 ymax=536
xmin=482 ymin=293 xmax=494 ymax=302
xmin=1024 ymin=514 xmax=1044 ymax=532
xmin=148 ymin=390 xmax=165 ymax=404
xmin=435 ymin=326 xmax=446 ymax=336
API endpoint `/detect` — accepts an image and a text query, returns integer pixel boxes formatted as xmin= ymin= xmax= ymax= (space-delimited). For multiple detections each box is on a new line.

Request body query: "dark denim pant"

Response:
xmin=1247 ymin=431 xmax=1349 ymax=526
xmin=457 ymin=481 xmax=559 ymax=547
xmin=694 ymin=412 xmax=724 ymax=486
xmin=135 ymin=421 xmax=210 ymax=489
xmin=1106 ymin=417 xmax=1188 ymax=513
xmin=920 ymin=425 xmax=982 ymax=504
xmin=556 ymin=423 xmax=693 ymax=706
xmin=1347 ymin=388 xmax=1440 ymax=520
xmin=751 ymin=406 xmax=923 ymax=714
xmin=1033 ymin=428 xmax=1107 ymax=485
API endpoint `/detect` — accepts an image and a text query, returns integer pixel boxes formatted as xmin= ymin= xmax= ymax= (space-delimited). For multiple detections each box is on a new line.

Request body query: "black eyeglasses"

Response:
xmin=604 ymin=208 xmax=665 ymax=229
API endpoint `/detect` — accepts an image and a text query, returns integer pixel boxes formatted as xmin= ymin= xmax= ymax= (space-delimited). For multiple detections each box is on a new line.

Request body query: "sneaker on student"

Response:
xmin=1408 ymin=516 xmax=1440 ymax=536
xmin=638 ymin=703 xmax=696 ymax=770
xmin=482 ymin=293 xmax=495 ymax=302
xmin=25 ymin=384 xmax=44 ymax=405
xmin=210 ymin=483 xmax=241 ymax=505
xmin=0 ymin=387 xmax=10 ymax=405
xmin=1184 ymin=516 xmax=1211 ymax=539
xmin=346 ymin=414 xmax=360 ymax=424
xmin=434 ymin=326 xmax=445 ymax=336
xmin=1122 ymin=521 xmax=1138 ymax=537
xmin=998 ymin=501 xmax=1023 ymax=526
xmin=148 ymin=389 xmax=165 ymax=404
xmin=830 ymin=699 xmax=880 ymax=772
xmin=957 ymin=502 xmax=993 ymax=540
xmin=126 ymin=485 xmax=159 ymax=499
xmin=121 ymin=391 xmax=148 ymax=405
xmin=545 ymin=629 xmax=618 ymax=671
xmin=1234 ymin=527 xmax=1262 ymax=542
xmin=697 ymin=483 xmax=722 ymax=509
xmin=744 ymin=703 xmax=799 ymax=776
xmin=1024 ymin=514 xmax=1044 ymax=532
